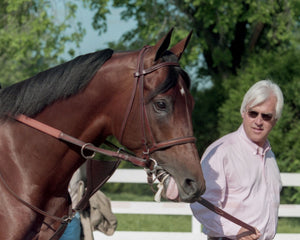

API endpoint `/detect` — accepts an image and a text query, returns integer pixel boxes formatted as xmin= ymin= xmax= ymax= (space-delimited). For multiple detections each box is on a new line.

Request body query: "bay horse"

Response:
xmin=0 ymin=29 xmax=205 ymax=240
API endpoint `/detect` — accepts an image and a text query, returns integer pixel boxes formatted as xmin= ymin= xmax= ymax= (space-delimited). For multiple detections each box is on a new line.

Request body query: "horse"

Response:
xmin=0 ymin=29 xmax=206 ymax=240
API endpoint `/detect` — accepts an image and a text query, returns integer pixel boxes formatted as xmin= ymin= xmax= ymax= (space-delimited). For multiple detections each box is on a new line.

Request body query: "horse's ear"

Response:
xmin=169 ymin=30 xmax=193 ymax=60
xmin=151 ymin=28 xmax=174 ymax=62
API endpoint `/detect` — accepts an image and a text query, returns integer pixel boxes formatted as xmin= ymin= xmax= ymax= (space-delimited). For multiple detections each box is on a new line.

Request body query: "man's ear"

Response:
xmin=241 ymin=111 xmax=246 ymax=119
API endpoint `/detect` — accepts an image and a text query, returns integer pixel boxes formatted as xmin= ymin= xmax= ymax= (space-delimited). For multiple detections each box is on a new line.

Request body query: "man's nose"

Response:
xmin=255 ymin=116 xmax=264 ymax=125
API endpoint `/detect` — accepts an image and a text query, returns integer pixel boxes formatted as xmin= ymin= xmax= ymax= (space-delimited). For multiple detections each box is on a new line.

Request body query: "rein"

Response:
xmin=0 ymin=152 xmax=74 ymax=240
xmin=198 ymin=198 xmax=256 ymax=234
xmin=8 ymin=118 xmax=257 ymax=236
xmin=3 ymin=114 xmax=148 ymax=239
xmin=14 ymin=114 xmax=149 ymax=168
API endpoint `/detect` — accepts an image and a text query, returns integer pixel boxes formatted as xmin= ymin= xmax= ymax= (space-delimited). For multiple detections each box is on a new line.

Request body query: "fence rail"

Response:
xmin=94 ymin=169 xmax=300 ymax=240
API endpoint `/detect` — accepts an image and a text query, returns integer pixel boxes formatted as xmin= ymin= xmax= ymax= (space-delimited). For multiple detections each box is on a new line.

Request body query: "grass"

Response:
xmin=112 ymin=214 xmax=300 ymax=233
xmin=115 ymin=214 xmax=191 ymax=232
xmin=277 ymin=218 xmax=300 ymax=233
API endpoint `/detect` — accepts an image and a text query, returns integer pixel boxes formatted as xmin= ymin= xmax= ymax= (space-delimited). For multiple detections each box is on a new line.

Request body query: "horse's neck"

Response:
xmin=4 ymin=53 xmax=135 ymax=189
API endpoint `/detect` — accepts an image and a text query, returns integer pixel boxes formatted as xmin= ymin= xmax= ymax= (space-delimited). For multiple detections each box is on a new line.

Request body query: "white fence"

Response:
xmin=94 ymin=169 xmax=300 ymax=240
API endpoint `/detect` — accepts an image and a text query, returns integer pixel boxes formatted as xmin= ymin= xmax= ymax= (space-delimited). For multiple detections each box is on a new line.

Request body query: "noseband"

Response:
xmin=119 ymin=46 xmax=196 ymax=159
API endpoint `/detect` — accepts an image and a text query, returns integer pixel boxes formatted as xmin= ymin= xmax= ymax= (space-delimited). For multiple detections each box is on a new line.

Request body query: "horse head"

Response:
xmin=113 ymin=29 xmax=206 ymax=202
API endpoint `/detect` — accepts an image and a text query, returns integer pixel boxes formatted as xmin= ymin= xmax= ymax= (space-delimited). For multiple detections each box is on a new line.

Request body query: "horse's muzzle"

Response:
xmin=155 ymin=169 xmax=205 ymax=203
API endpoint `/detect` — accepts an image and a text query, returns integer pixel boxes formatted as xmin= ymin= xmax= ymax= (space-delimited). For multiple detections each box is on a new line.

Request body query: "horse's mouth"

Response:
xmin=155 ymin=169 xmax=179 ymax=201
xmin=154 ymin=167 xmax=203 ymax=203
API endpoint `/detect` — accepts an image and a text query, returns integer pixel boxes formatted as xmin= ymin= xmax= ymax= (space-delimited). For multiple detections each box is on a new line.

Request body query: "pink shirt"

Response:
xmin=190 ymin=125 xmax=282 ymax=240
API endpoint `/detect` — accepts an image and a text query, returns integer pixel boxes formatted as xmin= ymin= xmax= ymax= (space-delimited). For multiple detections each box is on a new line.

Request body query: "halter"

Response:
xmin=118 ymin=46 xmax=196 ymax=159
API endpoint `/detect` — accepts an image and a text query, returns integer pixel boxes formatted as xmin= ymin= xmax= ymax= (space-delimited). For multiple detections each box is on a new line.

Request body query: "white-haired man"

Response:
xmin=191 ymin=80 xmax=284 ymax=240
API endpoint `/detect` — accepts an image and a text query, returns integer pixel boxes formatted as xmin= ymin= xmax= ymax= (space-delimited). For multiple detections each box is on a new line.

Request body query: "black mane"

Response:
xmin=0 ymin=49 xmax=113 ymax=118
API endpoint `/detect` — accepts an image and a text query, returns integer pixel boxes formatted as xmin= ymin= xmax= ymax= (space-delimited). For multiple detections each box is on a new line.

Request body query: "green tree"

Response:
xmin=82 ymin=0 xmax=299 ymax=154
xmin=82 ymin=0 xmax=300 ymax=202
xmin=83 ymin=0 xmax=296 ymax=79
xmin=0 ymin=0 xmax=85 ymax=87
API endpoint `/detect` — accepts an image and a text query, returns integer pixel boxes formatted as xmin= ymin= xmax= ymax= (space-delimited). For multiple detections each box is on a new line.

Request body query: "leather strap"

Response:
xmin=148 ymin=136 xmax=196 ymax=153
xmin=198 ymin=198 xmax=256 ymax=234
xmin=0 ymin=170 xmax=73 ymax=224
xmin=14 ymin=114 xmax=148 ymax=168
xmin=0 ymin=169 xmax=74 ymax=240
xmin=208 ymin=237 xmax=232 ymax=240
xmin=124 ymin=46 xmax=195 ymax=158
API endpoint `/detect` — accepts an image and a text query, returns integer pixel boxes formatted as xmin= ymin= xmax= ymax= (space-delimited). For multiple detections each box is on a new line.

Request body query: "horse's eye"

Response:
xmin=154 ymin=100 xmax=167 ymax=111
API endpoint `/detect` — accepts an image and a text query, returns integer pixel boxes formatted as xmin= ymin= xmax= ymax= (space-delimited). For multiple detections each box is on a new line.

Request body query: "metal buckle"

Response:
xmin=147 ymin=158 xmax=158 ymax=173
xmin=80 ymin=143 xmax=96 ymax=159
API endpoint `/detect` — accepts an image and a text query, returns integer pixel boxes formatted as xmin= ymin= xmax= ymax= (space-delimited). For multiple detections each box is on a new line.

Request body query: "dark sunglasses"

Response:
xmin=247 ymin=110 xmax=273 ymax=121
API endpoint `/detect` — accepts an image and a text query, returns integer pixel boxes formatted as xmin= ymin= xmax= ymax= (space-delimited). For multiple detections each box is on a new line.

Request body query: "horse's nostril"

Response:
xmin=183 ymin=178 xmax=206 ymax=202
xmin=185 ymin=178 xmax=194 ymax=188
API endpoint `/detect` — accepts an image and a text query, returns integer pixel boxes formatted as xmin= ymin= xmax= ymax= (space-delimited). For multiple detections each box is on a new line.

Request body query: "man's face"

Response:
xmin=242 ymin=95 xmax=277 ymax=147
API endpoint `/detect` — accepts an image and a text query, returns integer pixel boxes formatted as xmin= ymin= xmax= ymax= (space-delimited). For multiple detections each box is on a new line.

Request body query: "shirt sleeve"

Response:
xmin=190 ymin=144 xmax=241 ymax=237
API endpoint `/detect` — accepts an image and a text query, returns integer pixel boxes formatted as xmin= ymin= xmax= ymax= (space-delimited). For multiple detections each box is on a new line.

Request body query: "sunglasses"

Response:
xmin=247 ymin=110 xmax=273 ymax=121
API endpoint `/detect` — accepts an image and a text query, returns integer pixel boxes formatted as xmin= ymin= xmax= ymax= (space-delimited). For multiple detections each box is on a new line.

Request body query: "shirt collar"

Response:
xmin=238 ymin=124 xmax=271 ymax=157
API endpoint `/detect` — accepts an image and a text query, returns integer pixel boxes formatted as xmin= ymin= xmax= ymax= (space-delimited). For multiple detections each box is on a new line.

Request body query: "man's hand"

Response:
xmin=236 ymin=227 xmax=261 ymax=240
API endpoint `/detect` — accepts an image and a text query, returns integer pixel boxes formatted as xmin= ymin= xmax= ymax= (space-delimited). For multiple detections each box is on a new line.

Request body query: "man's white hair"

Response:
xmin=240 ymin=80 xmax=284 ymax=120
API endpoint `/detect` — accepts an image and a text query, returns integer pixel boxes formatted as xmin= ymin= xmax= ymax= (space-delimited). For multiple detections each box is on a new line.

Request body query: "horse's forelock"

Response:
xmin=147 ymin=51 xmax=190 ymax=101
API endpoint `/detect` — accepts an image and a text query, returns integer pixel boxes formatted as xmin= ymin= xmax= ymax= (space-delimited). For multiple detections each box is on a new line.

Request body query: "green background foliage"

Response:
xmin=0 ymin=0 xmax=84 ymax=87
xmin=81 ymin=0 xmax=300 ymax=205
xmin=1 ymin=0 xmax=299 ymax=208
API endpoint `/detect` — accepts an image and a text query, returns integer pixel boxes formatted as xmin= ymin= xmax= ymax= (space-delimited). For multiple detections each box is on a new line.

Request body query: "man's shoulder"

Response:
xmin=202 ymin=130 xmax=239 ymax=160
xmin=208 ymin=130 xmax=239 ymax=149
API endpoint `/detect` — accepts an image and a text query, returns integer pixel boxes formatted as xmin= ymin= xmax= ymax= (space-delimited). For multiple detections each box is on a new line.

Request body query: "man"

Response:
xmin=190 ymin=80 xmax=284 ymax=240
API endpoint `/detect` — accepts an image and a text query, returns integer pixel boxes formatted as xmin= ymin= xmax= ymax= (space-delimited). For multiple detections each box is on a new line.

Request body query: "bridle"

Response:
xmin=119 ymin=45 xmax=196 ymax=159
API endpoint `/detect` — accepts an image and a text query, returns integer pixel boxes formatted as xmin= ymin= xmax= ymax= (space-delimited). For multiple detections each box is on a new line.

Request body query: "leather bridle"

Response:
xmin=119 ymin=45 xmax=196 ymax=159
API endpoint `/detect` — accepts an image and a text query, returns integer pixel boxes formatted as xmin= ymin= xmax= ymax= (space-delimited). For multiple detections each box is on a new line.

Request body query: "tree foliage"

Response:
xmin=0 ymin=0 xmax=85 ymax=87
xmin=2 ymin=0 xmax=299 ymax=202
xmin=83 ymin=0 xmax=300 ymax=153
xmin=83 ymin=0 xmax=296 ymax=80
xmin=84 ymin=0 xmax=300 ymax=202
